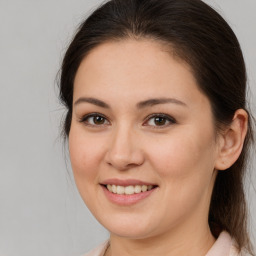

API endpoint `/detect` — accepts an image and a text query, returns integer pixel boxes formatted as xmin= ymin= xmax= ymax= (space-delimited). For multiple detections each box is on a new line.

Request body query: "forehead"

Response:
xmin=75 ymin=38 xmax=192 ymax=81
xmin=73 ymin=39 xmax=207 ymax=108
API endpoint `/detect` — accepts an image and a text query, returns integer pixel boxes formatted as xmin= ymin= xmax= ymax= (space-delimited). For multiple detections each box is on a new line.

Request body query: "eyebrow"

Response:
xmin=136 ymin=98 xmax=187 ymax=108
xmin=74 ymin=97 xmax=110 ymax=108
xmin=74 ymin=97 xmax=187 ymax=109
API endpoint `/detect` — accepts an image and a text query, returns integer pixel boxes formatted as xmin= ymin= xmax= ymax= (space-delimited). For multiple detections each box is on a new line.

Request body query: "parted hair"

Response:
xmin=59 ymin=0 xmax=255 ymax=254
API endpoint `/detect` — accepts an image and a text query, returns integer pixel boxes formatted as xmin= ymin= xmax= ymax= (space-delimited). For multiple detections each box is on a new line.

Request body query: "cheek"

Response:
xmin=147 ymin=126 xmax=216 ymax=181
xmin=68 ymin=125 xmax=105 ymax=186
xmin=146 ymin=127 xmax=217 ymax=224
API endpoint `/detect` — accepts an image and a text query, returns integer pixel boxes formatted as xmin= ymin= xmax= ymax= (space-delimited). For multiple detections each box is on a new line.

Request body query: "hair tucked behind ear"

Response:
xmin=59 ymin=0 xmax=255 ymax=254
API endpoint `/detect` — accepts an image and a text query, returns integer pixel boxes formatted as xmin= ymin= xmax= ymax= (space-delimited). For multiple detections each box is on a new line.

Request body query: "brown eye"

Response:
xmin=154 ymin=116 xmax=167 ymax=126
xmin=144 ymin=114 xmax=176 ymax=128
xmin=93 ymin=116 xmax=105 ymax=125
xmin=80 ymin=113 xmax=110 ymax=126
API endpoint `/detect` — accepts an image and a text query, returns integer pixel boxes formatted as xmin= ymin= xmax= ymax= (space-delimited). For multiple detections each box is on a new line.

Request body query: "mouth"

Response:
xmin=100 ymin=179 xmax=158 ymax=205
xmin=103 ymin=184 xmax=157 ymax=195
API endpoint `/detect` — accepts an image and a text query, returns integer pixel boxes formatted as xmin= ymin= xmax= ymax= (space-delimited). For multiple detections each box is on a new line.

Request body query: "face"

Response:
xmin=69 ymin=39 xmax=220 ymax=239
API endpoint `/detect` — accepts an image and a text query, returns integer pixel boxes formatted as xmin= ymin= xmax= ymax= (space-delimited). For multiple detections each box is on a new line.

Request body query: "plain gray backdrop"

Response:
xmin=0 ymin=0 xmax=255 ymax=255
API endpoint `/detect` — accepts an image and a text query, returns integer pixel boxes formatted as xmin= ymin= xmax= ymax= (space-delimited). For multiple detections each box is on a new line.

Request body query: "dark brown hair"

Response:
xmin=59 ymin=0 xmax=254 ymax=254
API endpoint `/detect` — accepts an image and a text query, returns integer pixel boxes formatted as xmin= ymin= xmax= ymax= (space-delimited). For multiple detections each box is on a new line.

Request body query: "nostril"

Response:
xmin=105 ymin=149 xmax=145 ymax=170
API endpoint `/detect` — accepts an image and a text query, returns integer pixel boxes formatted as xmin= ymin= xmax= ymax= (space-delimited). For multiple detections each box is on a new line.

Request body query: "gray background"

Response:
xmin=0 ymin=0 xmax=255 ymax=255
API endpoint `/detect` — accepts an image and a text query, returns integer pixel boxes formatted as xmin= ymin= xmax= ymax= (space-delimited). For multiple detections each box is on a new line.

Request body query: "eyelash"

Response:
xmin=79 ymin=113 xmax=176 ymax=128
xmin=143 ymin=113 xmax=176 ymax=128
xmin=79 ymin=113 xmax=110 ymax=127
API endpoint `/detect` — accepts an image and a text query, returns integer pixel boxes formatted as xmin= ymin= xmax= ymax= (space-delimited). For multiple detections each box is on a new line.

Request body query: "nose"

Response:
xmin=105 ymin=124 xmax=144 ymax=170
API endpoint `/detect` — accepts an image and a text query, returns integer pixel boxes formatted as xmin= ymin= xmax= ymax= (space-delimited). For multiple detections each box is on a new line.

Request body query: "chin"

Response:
xmin=98 ymin=215 xmax=158 ymax=239
xmin=109 ymin=227 xmax=153 ymax=239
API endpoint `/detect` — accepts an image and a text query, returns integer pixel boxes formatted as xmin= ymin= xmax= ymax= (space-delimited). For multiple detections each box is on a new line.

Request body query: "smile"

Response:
xmin=105 ymin=184 xmax=156 ymax=195
xmin=100 ymin=179 xmax=158 ymax=205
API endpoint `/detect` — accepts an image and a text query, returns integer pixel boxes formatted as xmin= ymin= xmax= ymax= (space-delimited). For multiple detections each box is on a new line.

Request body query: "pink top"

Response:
xmin=82 ymin=231 xmax=247 ymax=256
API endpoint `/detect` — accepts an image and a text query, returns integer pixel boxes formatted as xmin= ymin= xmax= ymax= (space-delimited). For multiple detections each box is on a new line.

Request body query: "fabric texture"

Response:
xmin=83 ymin=240 xmax=109 ymax=256
xmin=82 ymin=231 xmax=246 ymax=256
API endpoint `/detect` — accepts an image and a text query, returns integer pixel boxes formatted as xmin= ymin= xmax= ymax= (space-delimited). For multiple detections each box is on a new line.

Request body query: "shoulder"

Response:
xmin=206 ymin=231 xmax=251 ymax=256
xmin=81 ymin=241 xmax=109 ymax=256
xmin=230 ymin=235 xmax=252 ymax=256
xmin=81 ymin=234 xmax=252 ymax=256
xmin=230 ymin=245 xmax=252 ymax=256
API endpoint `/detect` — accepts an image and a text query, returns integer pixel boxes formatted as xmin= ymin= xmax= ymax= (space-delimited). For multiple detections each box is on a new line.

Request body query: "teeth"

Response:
xmin=116 ymin=185 xmax=125 ymax=194
xmin=125 ymin=185 xmax=134 ymax=195
xmin=107 ymin=184 xmax=112 ymax=192
xmin=106 ymin=184 xmax=155 ymax=195
xmin=134 ymin=185 xmax=142 ymax=193
xmin=112 ymin=185 xmax=117 ymax=193
xmin=147 ymin=185 xmax=153 ymax=190
xmin=141 ymin=185 xmax=147 ymax=192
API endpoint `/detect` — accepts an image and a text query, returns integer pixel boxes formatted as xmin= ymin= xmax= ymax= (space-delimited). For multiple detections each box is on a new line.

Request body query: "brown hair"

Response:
xmin=59 ymin=0 xmax=255 ymax=254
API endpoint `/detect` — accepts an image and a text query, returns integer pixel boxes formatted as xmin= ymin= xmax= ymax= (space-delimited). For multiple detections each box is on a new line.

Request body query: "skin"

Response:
xmin=69 ymin=39 xmax=248 ymax=256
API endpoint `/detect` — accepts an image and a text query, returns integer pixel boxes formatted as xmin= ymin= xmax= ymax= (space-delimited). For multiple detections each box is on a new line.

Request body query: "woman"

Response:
xmin=59 ymin=0 xmax=255 ymax=255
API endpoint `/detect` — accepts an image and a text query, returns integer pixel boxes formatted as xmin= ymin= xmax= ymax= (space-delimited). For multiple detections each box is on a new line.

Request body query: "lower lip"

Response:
xmin=101 ymin=185 xmax=157 ymax=206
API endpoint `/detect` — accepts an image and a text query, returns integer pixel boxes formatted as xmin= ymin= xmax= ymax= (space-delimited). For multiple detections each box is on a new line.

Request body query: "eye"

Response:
xmin=143 ymin=114 xmax=176 ymax=128
xmin=79 ymin=113 xmax=110 ymax=126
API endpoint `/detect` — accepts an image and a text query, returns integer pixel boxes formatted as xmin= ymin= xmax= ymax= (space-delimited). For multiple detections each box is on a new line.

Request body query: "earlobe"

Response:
xmin=215 ymin=109 xmax=248 ymax=171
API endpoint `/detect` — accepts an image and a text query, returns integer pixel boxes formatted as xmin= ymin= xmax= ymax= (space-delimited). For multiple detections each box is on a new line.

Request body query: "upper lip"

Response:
xmin=100 ymin=178 xmax=157 ymax=186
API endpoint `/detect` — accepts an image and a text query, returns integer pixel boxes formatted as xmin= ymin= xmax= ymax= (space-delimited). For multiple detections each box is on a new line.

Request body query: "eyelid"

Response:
xmin=143 ymin=113 xmax=176 ymax=128
xmin=78 ymin=112 xmax=176 ymax=128
xmin=79 ymin=112 xmax=110 ymax=126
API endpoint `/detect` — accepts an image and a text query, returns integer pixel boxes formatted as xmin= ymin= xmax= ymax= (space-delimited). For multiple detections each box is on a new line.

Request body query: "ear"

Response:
xmin=215 ymin=109 xmax=248 ymax=171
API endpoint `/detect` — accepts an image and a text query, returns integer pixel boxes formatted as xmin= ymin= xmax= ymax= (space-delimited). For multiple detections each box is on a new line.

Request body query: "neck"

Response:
xmin=106 ymin=223 xmax=215 ymax=256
